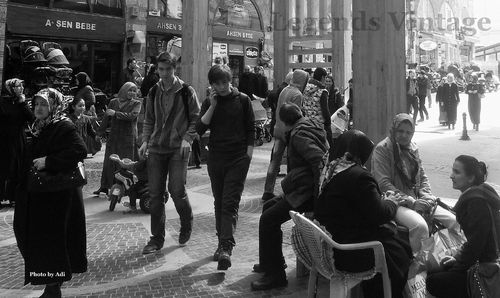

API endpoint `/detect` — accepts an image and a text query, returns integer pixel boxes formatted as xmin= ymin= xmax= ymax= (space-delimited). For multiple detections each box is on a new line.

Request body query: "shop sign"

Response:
xmin=419 ymin=40 xmax=438 ymax=51
xmin=228 ymin=44 xmax=244 ymax=56
xmin=7 ymin=4 xmax=125 ymax=42
xmin=245 ymin=47 xmax=259 ymax=58
xmin=147 ymin=18 xmax=182 ymax=34
xmin=212 ymin=25 xmax=264 ymax=42
xmin=213 ymin=42 xmax=228 ymax=61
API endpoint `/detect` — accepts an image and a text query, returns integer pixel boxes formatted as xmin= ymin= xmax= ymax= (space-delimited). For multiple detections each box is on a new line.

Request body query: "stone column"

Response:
xmin=273 ymin=0 xmax=290 ymax=85
xmin=352 ymin=0 xmax=406 ymax=144
xmin=332 ymin=0 xmax=352 ymax=91
xmin=0 ymin=0 xmax=7 ymax=84
xmin=181 ymin=0 xmax=209 ymax=103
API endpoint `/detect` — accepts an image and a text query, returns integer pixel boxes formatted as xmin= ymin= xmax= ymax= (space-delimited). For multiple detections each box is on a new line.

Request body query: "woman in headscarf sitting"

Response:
xmin=0 ymin=79 xmax=34 ymax=206
xmin=315 ymin=129 xmax=412 ymax=298
xmin=371 ymin=113 xmax=457 ymax=255
xmin=14 ymin=88 xmax=87 ymax=297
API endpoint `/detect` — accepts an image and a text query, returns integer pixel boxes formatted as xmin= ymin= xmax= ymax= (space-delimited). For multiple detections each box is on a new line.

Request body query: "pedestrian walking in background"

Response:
xmin=315 ymin=129 xmax=411 ymax=298
xmin=140 ymin=65 xmax=159 ymax=98
xmin=325 ymin=74 xmax=344 ymax=116
xmin=427 ymin=155 xmax=500 ymax=298
xmin=14 ymin=88 xmax=87 ymax=297
xmin=238 ymin=65 xmax=258 ymax=100
xmin=121 ymin=57 xmax=142 ymax=88
xmin=94 ymin=82 xmax=141 ymax=195
xmin=261 ymin=69 xmax=309 ymax=202
xmin=302 ymin=67 xmax=333 ymax=150
xmin=436 ymin=78 xmax=448 ymax=125
xmin=441 ymin=73 xmax=460 ymax=129
xmin=251 ymin=103 xmax=328 ymax=291
xmin=73 ymin=72 xmax=96 ymax=114
xmin=196 ymin=64 xmax=255 ymax=270
xmin=265 ymin=72 xmax=292 ymax=137
xmin=67 ymin=98 xmax=99 ymax=156
xmin=416 ymin=70 xmax=430 ymax=122
xmin=254 ymin=66 xmax=269 ymax=99
xmin=371 ymin=113 xmax=457 ymax=254
xmin=406 ymin=70 xmax=419 ymax=124
xmin=139 ymin=52 xmax=199 ymax=254
xmin=0 ymin=79 xmax=34 ymax=206
xmin=466 ymin=74 xmax=485 ymax=131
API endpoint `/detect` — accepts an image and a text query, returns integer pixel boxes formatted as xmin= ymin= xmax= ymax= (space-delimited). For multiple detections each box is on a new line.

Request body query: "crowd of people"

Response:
xmin=1 ymin=51 xmax=498 ymax=298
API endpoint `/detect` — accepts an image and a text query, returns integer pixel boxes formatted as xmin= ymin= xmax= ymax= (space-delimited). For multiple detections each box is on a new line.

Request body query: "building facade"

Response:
xmin=0 ymin=0 xmax=273 ymax=93
xmin=407 ymin=0 xmax=477 ymax=68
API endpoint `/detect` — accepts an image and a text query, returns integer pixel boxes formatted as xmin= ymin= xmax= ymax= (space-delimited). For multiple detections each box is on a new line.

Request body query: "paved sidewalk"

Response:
xmin=1 ymin=92 xmax=499 ymax=297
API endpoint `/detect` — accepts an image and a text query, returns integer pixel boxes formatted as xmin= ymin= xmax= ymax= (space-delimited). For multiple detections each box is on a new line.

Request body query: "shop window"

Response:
xmin=53 ymin=0 xmax=90 ymax=12
xmin=92 ymin=0 xmax=123 ymax=16
xmin=9 ymin=0 xmax=50 ymax=6
xmin=148 ymin=0 xmax=182 ymax=18
xmin=209 ymin=0 xmax=262 ymax=31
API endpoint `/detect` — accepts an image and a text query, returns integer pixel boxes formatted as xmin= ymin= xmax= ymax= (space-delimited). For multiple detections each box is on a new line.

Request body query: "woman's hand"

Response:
xmin=440 ymin=256 xmax=456 ymax=269
xmin=106 ymin=109 xmax=116 ymax=116
xmin=33 ymin=157 xmax=47 ymax=170
xmin=397 ymin=195 xmax=416 ymax=208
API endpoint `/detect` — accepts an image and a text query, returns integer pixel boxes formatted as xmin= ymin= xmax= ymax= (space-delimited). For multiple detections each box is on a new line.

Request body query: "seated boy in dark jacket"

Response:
xmin=250 ymin=103 xmax=329 ymax=291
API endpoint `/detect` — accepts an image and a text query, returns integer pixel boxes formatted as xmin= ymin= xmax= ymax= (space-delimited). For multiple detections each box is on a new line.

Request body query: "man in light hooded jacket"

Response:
xmin=261 ymin=70 xmax=309 ymax=201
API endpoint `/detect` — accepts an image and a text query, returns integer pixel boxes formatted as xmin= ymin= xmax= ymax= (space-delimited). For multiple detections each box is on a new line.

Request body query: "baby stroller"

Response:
xmin=252 ymin=99 xmax=272 ymax=146
xmin=108 ymin=154 xmax=151 ymax=213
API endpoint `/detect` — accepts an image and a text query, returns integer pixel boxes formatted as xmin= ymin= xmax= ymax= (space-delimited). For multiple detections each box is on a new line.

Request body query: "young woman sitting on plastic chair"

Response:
xmin=314 ymin=129 xmax=412 ymax=298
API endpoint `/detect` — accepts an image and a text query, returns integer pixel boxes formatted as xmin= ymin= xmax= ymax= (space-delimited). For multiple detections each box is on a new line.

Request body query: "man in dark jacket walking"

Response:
xmin=251 ymin=103 xmax=329 ymax=291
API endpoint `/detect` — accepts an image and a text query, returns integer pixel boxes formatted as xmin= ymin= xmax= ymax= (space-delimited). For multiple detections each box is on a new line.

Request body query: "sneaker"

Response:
xmin=217 ymin=243 xmax=233 ymax=270
xmin=213 ymin=244 xmax=222 ymax=261
xmin=93 ymin=188 xmax=108 ymax=196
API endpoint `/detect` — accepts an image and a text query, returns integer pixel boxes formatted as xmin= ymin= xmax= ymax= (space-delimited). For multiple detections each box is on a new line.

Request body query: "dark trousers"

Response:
xmin=427 ymin=270 xmax=467 ymax=298
xmin=407 ymin=95 xmax=418 ymax=122
xmin=259 ymin=196 xmax=313 ymax=273
xmin=418 ymin=94 xmax=429 ymax=119
xmin=207 ymin=153 xmax=251 ymax=246
xmin=191 ymin=138 xmax=201 ymax=166
xmin=148 ymin=151 xmax=193 ymax=246
xmin=0 ymin=178 xmax=18 ymax=202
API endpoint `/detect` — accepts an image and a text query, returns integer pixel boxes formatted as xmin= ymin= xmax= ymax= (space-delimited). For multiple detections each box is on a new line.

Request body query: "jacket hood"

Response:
xmin=290 ymin=70 xmax=309 ymax=91
xmin=303 ymin=78 xmax=326 ymax=97
xmin=291 ymin=117 xmax=328 ymax=149
xmin=454 ymin=183 xmax=500 ymax=212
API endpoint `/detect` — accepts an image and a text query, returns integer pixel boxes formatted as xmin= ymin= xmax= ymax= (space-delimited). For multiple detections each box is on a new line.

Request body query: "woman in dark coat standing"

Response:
xmin=73 ymin=72 xmax=96 ymax=113
xmin=466 ymin=74 xmax=485 ymax=131
xmin=94 ymin=82 xmax=141 ymax=195
xmin=427 ymin=155 xmax=500 ymax=298
xmin=0 ymin=79 xmax=34 ymax=205
xmin=314 ymin=130 xmax=412 ymax=298
xmin=440 ymin=73 xmax=460 ymax=129
xmin=14 ymin=88 xmax=87 ymax=297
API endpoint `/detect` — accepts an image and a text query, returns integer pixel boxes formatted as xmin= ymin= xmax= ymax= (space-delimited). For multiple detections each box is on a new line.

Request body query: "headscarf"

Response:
xmin=29 ymin=88 xmax=68 ymax=137
xmin=75 ymin=72 xmax=92 ymax=89
xmin=390 ymin=113 xmax=419 ymax=190
xmin=4 ymin=78 xmax=24 ymax=97
xmin=319 ymin=130 xmax=374 ymax=195
xmin=117 ymin=82 xmax=137 ymax=102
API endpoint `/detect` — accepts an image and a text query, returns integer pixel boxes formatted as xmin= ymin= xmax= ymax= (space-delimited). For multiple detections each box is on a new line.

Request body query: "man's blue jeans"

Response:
xmin=263 ymin=138 xmax=286 ymax=194
xmin=147 ymin=150 xmax=193 ymax=246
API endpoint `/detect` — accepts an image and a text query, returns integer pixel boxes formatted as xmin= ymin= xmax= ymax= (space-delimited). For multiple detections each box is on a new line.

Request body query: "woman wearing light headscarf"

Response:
xmin=94 ymin=82 xmax=141 ymax=195
xmin=14 ymin=88 xmax=87 ymax=297
xmin=371 ymin=113 xmax=457 ymax=254
xmin=315 ymin=130 xmax=411 ymax=298
xmin=0 ymin=79 xmax=34 ymax=206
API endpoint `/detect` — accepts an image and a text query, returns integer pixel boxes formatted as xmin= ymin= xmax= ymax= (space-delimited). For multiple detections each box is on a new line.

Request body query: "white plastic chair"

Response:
xmin=289 ymin=211 xmax=391 ymax=298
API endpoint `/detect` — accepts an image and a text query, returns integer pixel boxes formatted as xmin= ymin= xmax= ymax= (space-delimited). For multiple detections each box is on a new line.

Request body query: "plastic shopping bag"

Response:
xmin=415 ymin=228 xmax=466 ymax=273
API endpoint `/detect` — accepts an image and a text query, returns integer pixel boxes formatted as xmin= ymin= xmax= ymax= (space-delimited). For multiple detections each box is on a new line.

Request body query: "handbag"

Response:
xmin=28 ymin=162 xmax=87 ymax=193
xmin=467 ymin=204 xmax=500 ymax=298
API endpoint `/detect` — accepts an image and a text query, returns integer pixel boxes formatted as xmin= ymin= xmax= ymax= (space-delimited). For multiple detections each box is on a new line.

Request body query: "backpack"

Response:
xmin=149 ymin=83 xmax=192 ymax=121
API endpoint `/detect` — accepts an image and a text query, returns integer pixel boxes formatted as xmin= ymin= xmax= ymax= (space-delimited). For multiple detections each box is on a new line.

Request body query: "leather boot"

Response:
xmin=251 ymin=270 xmax=288 ymax=291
